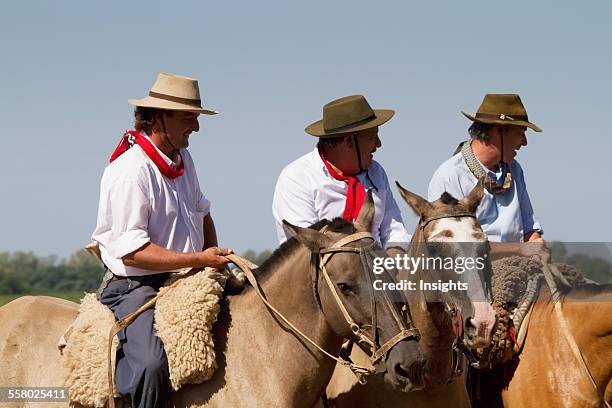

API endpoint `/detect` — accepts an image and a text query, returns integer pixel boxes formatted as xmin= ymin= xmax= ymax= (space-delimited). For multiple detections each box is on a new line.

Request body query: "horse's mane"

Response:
xmin=254 ymin=218 xmax=354 ymax=281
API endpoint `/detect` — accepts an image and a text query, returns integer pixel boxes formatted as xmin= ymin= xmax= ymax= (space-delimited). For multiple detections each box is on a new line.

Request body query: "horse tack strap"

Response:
xmin=370 ymin=328 xmax=421 ymax=364
xmin=419 ymin=213 xmax=475 ymax=230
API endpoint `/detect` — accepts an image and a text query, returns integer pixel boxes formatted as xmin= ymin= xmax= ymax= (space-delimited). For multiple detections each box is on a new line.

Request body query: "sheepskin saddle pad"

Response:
xmin=59 ymin=268 xmax=225 ymax=408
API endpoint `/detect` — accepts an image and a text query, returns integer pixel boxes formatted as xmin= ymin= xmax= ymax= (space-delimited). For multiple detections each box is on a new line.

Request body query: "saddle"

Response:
xmin=58 ymin=268 xmax=236 ymax=408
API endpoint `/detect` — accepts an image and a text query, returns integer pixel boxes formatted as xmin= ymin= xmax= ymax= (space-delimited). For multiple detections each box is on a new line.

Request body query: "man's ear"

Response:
xmin=283 ymin=220 xmax=329 ymax=251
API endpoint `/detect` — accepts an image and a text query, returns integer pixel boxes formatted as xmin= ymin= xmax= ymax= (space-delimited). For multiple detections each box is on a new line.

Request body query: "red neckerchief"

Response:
xmin=318 ymin=146 xmax=365 ymax=222
xmin=109 ymin=130 xmax=184 ymax=179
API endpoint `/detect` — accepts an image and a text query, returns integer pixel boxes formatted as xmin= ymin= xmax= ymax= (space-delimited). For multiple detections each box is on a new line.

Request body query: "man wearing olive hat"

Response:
xmin=428 ymin=94 xmax=549 ymax=260
xmin=92 ymin=72 xmax=233 ymax=407
xmin=272 ymin=95 xmax=410 ymax=252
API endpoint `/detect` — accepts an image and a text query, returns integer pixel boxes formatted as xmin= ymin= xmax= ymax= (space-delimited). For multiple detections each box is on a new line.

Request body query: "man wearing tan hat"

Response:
xmin=92 ymin=72 xmax=233 ymax=408
xmin=428 ymin=94 xmax=549 ymax=260
xmin=272 ymin=95 xmax=410 ymax=253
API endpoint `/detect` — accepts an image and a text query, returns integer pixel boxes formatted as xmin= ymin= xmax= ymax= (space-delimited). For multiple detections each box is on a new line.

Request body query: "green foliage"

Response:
xmin=551 ymin=242 xmax=612 ymax=283
xmin=241 ymin=249 xmax=272 ymax=266
xmin=0 ymin=250 xmax=104 ymax=295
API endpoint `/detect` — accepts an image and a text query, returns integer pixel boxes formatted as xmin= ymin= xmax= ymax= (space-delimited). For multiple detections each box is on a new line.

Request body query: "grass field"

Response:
xmin=0 ymin=292 xmax=85 ymax=307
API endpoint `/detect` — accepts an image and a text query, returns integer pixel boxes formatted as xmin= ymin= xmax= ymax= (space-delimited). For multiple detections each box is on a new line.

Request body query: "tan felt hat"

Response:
xmin=128 ymin=72 xmax=218 ymax=115
xmin=305 ymin=95 xmax=394 ymax=138
xmin=462 ymin=94 xmax=541 ymax=132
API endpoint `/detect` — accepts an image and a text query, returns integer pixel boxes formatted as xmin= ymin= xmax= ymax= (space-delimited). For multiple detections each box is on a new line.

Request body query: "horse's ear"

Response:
xmin=282 ymin=220 xmax=329 ymax=251
xmin=395 ymin=181 xmax=432 ymax=218
xmin=459 ymin=180 xmax=484 ymax=214
xmin=354 ymin=189 xmax=375 ymax=232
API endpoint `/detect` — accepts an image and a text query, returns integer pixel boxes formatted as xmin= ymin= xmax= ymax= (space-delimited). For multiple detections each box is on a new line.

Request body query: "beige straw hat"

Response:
xmin=128 ymin=72 xmax=218 ymax=115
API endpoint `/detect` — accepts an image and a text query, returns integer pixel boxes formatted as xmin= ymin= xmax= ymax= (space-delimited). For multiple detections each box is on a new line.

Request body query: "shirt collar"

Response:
xmin=142 ymin=131 xmax=176 ymax=166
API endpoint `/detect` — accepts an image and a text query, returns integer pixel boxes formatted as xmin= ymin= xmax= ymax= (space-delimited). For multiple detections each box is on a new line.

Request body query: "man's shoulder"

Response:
xmin=102 ymin=146 xmax=151 ymax=182
xmin=278 ymin=149 xmax=320 ymax=179
xmin=432 ymin=153 xmax=467 ymax=180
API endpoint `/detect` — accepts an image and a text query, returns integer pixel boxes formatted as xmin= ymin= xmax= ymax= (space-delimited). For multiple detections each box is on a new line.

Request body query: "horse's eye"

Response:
xmin=337 ymin=283 xmax=354 ymax=295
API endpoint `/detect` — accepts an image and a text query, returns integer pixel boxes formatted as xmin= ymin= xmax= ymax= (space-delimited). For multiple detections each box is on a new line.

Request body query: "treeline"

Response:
xmin=0 ymin=243 xmax=609 ymax=295
xmin=0 ymin=250 xmax=103 ymax=294
xmin=0 ymin=249 xmax=273 ymax=295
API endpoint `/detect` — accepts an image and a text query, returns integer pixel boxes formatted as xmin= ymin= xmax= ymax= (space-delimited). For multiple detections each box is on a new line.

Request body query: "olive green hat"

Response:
xmin=305 ymin=95 xmax=394 ymax=137
xmin=462 ymin=94 xmax=541 ymax=132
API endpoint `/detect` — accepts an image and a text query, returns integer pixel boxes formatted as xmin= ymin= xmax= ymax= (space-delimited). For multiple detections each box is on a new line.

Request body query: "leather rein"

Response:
xmin=231 ymin=230 xmax=421 ymax=384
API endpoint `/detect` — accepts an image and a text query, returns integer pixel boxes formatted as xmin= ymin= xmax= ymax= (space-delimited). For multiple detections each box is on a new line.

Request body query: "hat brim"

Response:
xmin=462 ymin=111 xmax=541 ymax=132
xmin=128 ymin=96 xmax=218 ymax=115
xmin=305 ymin=109 xmax=395 ymax=137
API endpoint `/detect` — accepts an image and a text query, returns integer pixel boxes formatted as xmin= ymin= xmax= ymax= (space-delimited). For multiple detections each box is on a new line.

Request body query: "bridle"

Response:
xmin=417 ymin=211 xmax=486 ymax=384
xmin=230 ymin=229 xmax=421 ymax=383
xmin=315 ymin=230 xmax=421 ymax=372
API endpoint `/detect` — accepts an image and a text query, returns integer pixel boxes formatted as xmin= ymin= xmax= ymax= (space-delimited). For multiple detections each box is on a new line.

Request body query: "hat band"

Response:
xmin=324 ymin=113 xmax=376 ymax=133
xmin=475 ymin=112 xmax=528 ymax=122
xmin=149 ymin=91 xmax=201 ymax=106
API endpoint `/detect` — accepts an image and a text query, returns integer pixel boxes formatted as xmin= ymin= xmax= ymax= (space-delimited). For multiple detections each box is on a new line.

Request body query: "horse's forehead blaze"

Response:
xmin=427 ymin=218 xmax=485 ymax=243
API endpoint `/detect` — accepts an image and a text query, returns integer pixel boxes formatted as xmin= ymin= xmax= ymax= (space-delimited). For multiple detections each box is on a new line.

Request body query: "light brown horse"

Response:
xmin=327 ymin=182 xmax=497 ymax=408
xmin=0 ymin=192 xmax=427 ymax=407
xmin=476 ymin=283 xmax=612 ymax=408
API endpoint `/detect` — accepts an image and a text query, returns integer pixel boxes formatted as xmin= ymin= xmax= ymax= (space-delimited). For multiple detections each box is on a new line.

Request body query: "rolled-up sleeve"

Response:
xmin=272 ymin=170 xmax=317 ymax=243
xmin=94 ymin=179 xmax=151 ymax=259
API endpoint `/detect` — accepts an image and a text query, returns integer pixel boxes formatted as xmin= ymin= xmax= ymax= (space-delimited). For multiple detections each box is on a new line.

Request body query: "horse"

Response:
xmin=0 ymin=191 xmax=427 ymax=408
xmin=327 ymin=182 xmax=497 ymax=408
xmin=476 ymin=283 xmax=612 ymax=408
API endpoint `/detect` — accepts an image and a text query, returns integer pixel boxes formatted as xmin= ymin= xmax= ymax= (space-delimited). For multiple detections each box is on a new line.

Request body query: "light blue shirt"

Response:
xmin=428 ymin=152 xmax=542 ymax=242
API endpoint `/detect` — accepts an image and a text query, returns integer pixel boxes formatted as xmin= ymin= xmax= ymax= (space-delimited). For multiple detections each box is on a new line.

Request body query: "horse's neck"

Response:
xmin=226 ymin=248 xmax=342 ymax=406
xmin=556 ymin=286 xmax=612 ymax=383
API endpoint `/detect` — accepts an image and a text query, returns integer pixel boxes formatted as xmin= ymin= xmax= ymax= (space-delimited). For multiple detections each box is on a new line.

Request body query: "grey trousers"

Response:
xmin=100 ymin=273 xmax=171 ymax=408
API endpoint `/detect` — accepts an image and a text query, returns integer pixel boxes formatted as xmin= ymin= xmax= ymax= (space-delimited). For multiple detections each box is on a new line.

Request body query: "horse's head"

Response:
xmin=396 ymin=181 xmax=497 ymax=349
xmin=283 ymin=190 xmax=426 ymax=392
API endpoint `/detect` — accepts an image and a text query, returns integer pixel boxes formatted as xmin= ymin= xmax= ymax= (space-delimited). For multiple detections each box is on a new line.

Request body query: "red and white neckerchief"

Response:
xmin=109 ymin=130 xmax=184 ymax=179
xmin=318 ymin=146 xmax=365 ymax=222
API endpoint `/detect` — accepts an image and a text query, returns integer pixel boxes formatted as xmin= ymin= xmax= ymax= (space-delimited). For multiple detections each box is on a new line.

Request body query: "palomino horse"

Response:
xmin=0 ymin=192 xmax=427 ymax=407
xmin=327 ymin=182 xmax=497 ymax=408
xmin=477 ymin=283 xmax=612 ymax=408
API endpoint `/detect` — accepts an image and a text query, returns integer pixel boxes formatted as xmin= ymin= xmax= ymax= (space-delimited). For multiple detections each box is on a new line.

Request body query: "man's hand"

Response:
xmin=199 ymin=246 xmax=234 ymax=269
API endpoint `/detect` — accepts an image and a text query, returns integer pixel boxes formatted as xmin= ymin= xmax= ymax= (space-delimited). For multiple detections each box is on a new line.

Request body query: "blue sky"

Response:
xmin=1 ymin=0 xmax=610 ymax=257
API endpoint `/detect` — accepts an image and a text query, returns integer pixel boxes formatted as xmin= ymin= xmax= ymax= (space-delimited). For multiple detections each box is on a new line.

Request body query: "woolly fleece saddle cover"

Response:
xmin=61 ymin=269 xmax=224 ymax=408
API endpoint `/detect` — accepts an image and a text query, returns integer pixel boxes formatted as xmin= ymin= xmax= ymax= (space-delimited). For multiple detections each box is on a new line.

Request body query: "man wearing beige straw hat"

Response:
xmin=272 ymin=95 xmax=410 ymax=253
xmin=428 ymin=94 xmax=549 ymax=260
xmin=92 ymin=72 xmax=233 ymax=408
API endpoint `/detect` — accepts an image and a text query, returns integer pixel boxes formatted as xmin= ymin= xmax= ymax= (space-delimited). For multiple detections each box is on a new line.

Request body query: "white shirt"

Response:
xmin=272 ymin=148 xmax=410 ymax=249
xmin=428 ymin=152 xmax=542 ymax=243
xmin=92 ymin=135 xmax=210 ymax=276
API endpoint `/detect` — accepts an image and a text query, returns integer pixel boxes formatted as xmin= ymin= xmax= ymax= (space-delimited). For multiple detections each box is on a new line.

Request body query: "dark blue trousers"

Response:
xmin=100 ymin=274 xmax=171 ymax=408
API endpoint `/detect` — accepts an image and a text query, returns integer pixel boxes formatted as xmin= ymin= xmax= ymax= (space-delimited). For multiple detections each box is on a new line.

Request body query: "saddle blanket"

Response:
xmin=59 ymin=268 xmax=225 ymax=408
